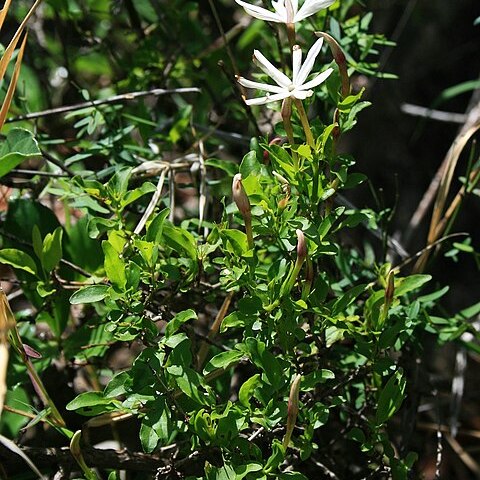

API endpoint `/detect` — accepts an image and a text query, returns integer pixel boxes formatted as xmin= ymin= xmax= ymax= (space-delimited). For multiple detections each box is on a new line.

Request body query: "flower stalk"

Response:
xmin=282 ymin=229 xmax=307 ymax=295
xmin=294 ymin=97 xmax=314 ymax=148
xmin=301 ymin=257 xmax=314 ymax=301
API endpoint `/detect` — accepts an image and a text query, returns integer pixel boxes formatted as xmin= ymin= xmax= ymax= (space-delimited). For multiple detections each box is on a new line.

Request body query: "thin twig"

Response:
xmin=401 ymin=103 xmax=468 ymax=124
xmin=6 ymin=88 xmax=201 ymax=123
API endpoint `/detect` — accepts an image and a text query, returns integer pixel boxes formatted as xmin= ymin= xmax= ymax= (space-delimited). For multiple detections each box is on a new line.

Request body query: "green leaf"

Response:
xmin=102 ymin=241 xmax=126 ymax=291
xmin=220 ymin=229 xmax=249 ymax=256
xmin=240 ymin=150 xmax=263 ymax=177
xmin=69 ymin=285 xmax=109 ymax=305
xmin=239 ymin=374 xmax=261 ymax=407
xmin=162 ymin=222 xmax=197 ymax=260
xmin=0 ymin=129 xmax=41 ymax=178
xmin=302 ymin=370 xmax=335 ymax=390
xmin=395 ymin=275 xmax=431 ymax=297
xmin=244 ymin=338 xmax=284 ymax=390
xmin=122 ymin=182 xmax=156 ymax=208
xmin=337 ymin=88 xmax=365 ymax=111
xmin=167 ymin=365 xmax=210 ymax=405
xmin=264 ymin=439 xmax=286 ymax=473
xmin=146 ymin=208 xmax=170 ymax=243
xmin=375 ymin=370 xmax=406 ymax=425
xmin=165 ymin=309 xmax=197 ymax=337
xmin=277 ymin=473 xmax=309 ymax=480
xmin=203 ymin=350 xmax=244 ymax=375
xmin=66 ymin=392 xmax=122 ymax=416
xmin=140 ymin=399 xmax=171 ymax=453
xmin=32 ymin=226 xmax=43 ymax=265
xmin=0 ymin=249 xmax=37 ymax=275
xmin=234 ymin=463 xmax=263 ymax=479
xmin=42 ymin=227 xmax=63 ymax=272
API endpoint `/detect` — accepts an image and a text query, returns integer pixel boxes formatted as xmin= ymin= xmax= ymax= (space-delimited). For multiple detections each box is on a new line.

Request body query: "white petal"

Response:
xmin=297 ymin=67 xmax=333 ymax=90
xmin=272 ymin=0 xmax=288 ymax=21
xmin=292 ymin=89 xmax=314 ymax=100
xmin=253 ymin=49 xmax=292 ymax=88
xmin=292 ymin=45 xmax=302 ymax=84
xmin=245 ymin=91 xmax=291 ymax=105
xmin=291 ymin=0 xmax=299 ymax=14
xmin=237 ymin=76 xmax=285 ymax=94
xmin=294 ymin=0 xmax=335 ymax=22
xmin=284 ymin=0 xmax=295 ymax=22
xmin=235 ymin=0 xmax=284 ymax=22
xmin=296 ymin=37 xmax=323 ymax=86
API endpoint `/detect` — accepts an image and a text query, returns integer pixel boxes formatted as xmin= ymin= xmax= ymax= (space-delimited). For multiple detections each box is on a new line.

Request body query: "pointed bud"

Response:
xmin=384 ymin=270 xmax=395 ymax=309
xmin=283 ymin=374 xmax=302 ymax=449
xmin=296 ymin=229 xmax=307 ymax=264
xmin=315 ymin=31 xmax=350 ymax=98
xmin=232 ymin=174 xmax=251 ymax=220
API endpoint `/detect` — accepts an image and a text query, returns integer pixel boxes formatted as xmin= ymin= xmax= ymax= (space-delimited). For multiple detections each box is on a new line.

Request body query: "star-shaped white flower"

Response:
xmin=235 ymin=0 xmax=335 ymax=24
xmin=237 ymin=37 xmax=333 ymax=105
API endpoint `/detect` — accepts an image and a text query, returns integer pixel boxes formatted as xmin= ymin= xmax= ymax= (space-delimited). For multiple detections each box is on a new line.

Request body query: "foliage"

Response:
xmin=0 ymin=0 xmax=479 ymax=479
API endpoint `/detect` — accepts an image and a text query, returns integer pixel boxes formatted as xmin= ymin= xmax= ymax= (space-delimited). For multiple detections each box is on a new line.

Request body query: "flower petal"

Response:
xmin=235 ymin=0 xmax=284 ymax=22
xmin=292 ymin=89 xmax=314 ymax=100
xmin=296 ymin=37 xmax=323 ymax=86
xmin=294 ymin=0 xmax=335 ymax=22
xmin=245 ymin=91 xmax=291 ymax=105
xmin=292 ymin=45 xmax=302 ymax=84
xmin=272 ymin=0 xmax=287 ymax=21
xmin=237 ymin=76 xmax=285 ymax=94
xmin=253 ymin=49 xmax=292 ymax=88
xmin=297 ymin=67 xmax=333 ymax=90
xmin=284 ymin=0 xmax=295 ymax=22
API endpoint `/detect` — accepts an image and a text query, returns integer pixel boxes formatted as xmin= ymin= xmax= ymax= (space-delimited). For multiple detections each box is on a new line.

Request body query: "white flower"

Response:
xmin=235 ymin=0 xmax=335 ymax=24
xmin=237 ymin=37 xmax=333 ymax=105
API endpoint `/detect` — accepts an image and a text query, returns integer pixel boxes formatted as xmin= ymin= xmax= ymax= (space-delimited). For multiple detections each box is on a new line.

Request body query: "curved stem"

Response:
xmin=294 ymin=98 xmax=314 ymax=149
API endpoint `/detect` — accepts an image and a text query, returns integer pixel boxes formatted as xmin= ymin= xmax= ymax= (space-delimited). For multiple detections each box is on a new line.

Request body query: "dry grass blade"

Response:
xmin=428 ymin=122 xmax=480 ymax=243
xmin=0 ymin=0 xmax=13 ymax=31
xmin=0 ymin=0 xmax=42 ymax=81
xmin=0 ymin=433 xmax=45 ymax=479
xmin=0 ymin=287 xmax=15 ymax=415
xmin=0 ymin=31 xmax=27 ymax=130
xmin=0 ymin=342 xmax=8 ymax=414
xmin=133 ymin=167 xmax=167 ymax=235
xmin=414 ymin=122 xmax=480 ymax=272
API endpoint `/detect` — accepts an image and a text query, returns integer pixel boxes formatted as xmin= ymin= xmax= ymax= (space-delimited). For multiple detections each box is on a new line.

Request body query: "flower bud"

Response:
xmin=384 ymin=270 xmax=395 ymax=307
xmin=232 ymin=174 xmax=251 ymax=220
xmin=283 ymin=374 xmax=302 ymax=449
xmin=296 ymin=229 xmax=307 ymax=264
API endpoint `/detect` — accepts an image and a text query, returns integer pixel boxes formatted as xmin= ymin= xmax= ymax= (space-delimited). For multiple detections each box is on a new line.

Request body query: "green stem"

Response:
xmin=281 ymin=98 xmax=298 ymax=167
xmin=245 ymin=216 xmax=254 ymax=250
xmin=294 ymin=99 xmax=314 ymax=149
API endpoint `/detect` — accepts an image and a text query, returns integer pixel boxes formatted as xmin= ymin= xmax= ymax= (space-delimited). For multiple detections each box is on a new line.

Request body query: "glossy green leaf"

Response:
xmin=165 ymin=309 xmax=197 ymax=338
xmin=69 ymin=285 xmax=109 ymax=304
xmin=0 ymin=249 xmax=37 ymax=275
xmin=102 ymin=240 xmax=126 ymax=290
xmin=375 ymin=370 xmax=406 ymax=425
xmin=42 ymin=227 xmax=63 ymax=272
xmin=0 ymin=128 xmax=41 ymax=178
